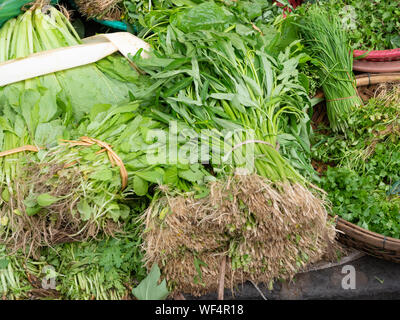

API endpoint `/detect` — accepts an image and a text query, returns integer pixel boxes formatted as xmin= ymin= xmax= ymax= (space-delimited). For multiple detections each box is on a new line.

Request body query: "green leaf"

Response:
xmin=164 ymin=167 xmax=179 ymax=186
xmin=132 ymin=264 xmax=169 ymax=300
xmin=178 ymin=168 xmax=204 ymax=182
xmin=136 ymin=170 xmax=164 ymax=184
xmin=193 ymin=256 xmax=208 ymax=286
xmin=77 ymin=200 xmax=92 ymax=221
xmin=26 ymin=206 xmax=41 ymax=216
xmin=1 ymin=188 xmax=10 ymax=202
xmin=89 ymin=104 xmax=112 ymax=122
xmin=173 ymin=1 xmax=235 ymax=33
xmin=37 ymin=193 xmax=59 ymax=207
xmin=91 ymin=168 xmax=113 ymax=182
xmin=24 ymin=193 xmax=38 ymax=208
xmin=108 ymin=202 xmax=122 ymax=222
xmin=0 ymin=259 xmax=9 ymax=270
xmin=133 ymin=176 xmax=149 ymax=196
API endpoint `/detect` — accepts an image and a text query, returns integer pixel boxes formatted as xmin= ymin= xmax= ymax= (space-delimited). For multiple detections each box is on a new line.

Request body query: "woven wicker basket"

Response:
xmin=335 ymin=218 xmax=400 ymax=263
xmin=313 ymin=73 xmax=400 ymax=263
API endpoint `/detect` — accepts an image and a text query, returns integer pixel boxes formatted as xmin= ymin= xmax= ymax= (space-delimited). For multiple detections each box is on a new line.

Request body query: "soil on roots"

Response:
xmin=0 ymin=161 xmax=118 ymax=258
xmin=74 ymin=0 xmax=122 ymax=20
xmin=142 ymin=174 xmax=337 ymax=296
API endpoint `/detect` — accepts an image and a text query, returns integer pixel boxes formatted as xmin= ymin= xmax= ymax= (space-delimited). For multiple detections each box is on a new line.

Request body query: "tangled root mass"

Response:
xmin=142 ymin=174 xmax=337 ymax=296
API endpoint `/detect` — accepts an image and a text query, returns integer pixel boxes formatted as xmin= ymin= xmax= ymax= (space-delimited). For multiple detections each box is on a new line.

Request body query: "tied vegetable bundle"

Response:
xmin=0 ymin=99 xmax=215 ymax=255
xmin=297 ymin=6 xmax=362 ymax=133
xmin=0 ymin=4 xmax=157 ymax=255
xmin=130 ymin=2 xmax=337 ymax=295
xmin=0 ymin=3 xmax=142 ymax=201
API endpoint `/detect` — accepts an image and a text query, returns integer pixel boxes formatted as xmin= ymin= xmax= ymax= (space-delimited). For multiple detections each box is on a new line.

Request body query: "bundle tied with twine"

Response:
xmin=22 ymin=0 xmax=72 ymax=19
xmin=141 ymin=174 xmax=338 ymax=296
xmin=0 ymin=137 xmax=128 ymax=257
xmin=299 ymin=7 xmax=363 ymax=133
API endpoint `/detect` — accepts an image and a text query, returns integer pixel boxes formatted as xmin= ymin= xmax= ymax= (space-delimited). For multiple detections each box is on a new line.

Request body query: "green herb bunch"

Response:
xmin=297 ymin=5 xmax=362 ymax=133
xmin=313 ymin=90 xmax=400 ymax=238
xmin=312 ymin=0 xmax=400 ymax=50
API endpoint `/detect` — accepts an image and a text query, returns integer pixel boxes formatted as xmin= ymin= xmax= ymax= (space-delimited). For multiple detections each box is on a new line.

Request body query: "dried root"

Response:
xmin=74 ymin=0 xmax=122 ymax=20
xmin=142 ymin=174 xmax=337 ymax=296
xmin=0 ymin=161 xmax=119 ymax=258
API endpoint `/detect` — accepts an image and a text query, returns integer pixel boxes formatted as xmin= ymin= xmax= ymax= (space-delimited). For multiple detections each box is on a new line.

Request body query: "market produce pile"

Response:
xmin=313 ymin=83 xmax=400 ymax=238
xmin=74 ymin=0 xmax=287 ymax=30
xmin=0 ymin=0 xmax=398 ymax=300
xmin=300 ymin=0 xmax=400 ymax=51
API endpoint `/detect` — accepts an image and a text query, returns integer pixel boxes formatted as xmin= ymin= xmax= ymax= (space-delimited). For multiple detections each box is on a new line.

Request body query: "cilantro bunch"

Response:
xmin=313 ymin=95 xmax=400 ymax=238
xmin=304 ymin=0 xmax=400 ymax=50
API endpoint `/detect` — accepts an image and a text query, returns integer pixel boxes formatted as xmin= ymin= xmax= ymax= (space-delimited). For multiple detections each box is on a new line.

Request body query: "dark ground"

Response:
xmin=186 ymin=254 xmax=400 ymax=300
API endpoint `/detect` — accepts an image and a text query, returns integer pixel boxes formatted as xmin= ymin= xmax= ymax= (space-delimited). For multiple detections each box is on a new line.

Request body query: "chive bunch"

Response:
xmin=299 ymin=6 xmax=362 ymax=132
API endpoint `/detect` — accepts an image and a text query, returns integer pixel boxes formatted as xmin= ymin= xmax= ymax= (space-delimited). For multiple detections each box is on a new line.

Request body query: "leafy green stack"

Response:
xmin=312 ymin=0 xmax=400 ymax=50
xmin=0 ymin=4 xmax=158 ymax=255
xmin=0 ymin=4 xmax=167 ymax=299
xmin=0 ymin=3 xmax=141 ymax=218
xmin=0 ymin=1 xmax=339 ymax=298
xmin=297 ymin=6 xmax=362 ymax=132
xmin=0 ymin=98 xmax=215 ymax=256
xmin=132 ymin=2 xmax=336 ymax=295
xmin=313 ymin=83 xmax=400 ymax=238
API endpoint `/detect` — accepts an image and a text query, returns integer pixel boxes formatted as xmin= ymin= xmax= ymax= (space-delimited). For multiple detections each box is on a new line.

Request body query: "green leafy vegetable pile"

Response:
xmin=74 ymin=0 xmax=285 ymax=35
xmin=305 ymin=0 xmax=400 ymax=50
xmin=313 ymin=86 xmax=400 ymax=238
xmin=0 ymin=0 xmax=341 ymax=299
xmin=0 ymin=3 xmax=163 ymax=299
xmin=0 ymin=5 xmax=152 ymax=255
xmin=129 ymin=1 xmax=335 ymax=295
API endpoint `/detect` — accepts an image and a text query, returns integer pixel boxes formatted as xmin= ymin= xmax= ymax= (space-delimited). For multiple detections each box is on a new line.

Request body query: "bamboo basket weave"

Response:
xmin=312 ymin=73 xmax=400 ymax=263
xmin=335 ymin=218 xmax=400 ymax=263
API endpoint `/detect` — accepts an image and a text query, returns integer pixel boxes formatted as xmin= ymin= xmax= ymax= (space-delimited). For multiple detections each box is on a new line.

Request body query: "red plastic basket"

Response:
xmin=353 ymin=49 xmax=400 ymax=62
xmin=274 ymin=0 xmax=302 ymax=11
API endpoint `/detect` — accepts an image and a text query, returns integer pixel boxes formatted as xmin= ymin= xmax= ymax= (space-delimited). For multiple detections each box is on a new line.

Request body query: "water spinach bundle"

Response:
xmin=131 ymin=2 xmax=337 ymax=295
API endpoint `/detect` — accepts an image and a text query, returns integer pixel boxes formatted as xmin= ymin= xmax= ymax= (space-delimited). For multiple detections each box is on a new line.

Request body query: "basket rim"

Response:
xmin=353 ymin=49 xmax=400 ymax=62
xmin=335 ymin=217 xmax=400 ymax=252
